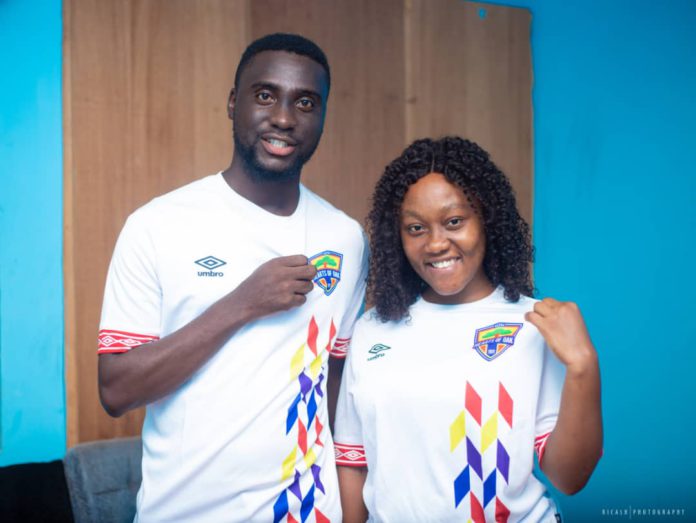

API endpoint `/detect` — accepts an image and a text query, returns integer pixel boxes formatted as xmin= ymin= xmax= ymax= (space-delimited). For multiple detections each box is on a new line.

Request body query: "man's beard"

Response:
xmin=233 ymin=129 xmax=317 ymax=183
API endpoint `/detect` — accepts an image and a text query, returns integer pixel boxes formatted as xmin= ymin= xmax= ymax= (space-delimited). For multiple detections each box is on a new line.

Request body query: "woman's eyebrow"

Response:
xmin=401 ymin=203 xmax=470 ymax=217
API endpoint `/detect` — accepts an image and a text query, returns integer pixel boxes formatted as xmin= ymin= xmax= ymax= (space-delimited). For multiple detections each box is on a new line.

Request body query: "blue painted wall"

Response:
xmin=0 ymin=0 xmax=66 ymax=466
xmin=483 ymin=0 xmax=696 ymax=520
xmin=1 ymin=2 xmax=694 ymax=521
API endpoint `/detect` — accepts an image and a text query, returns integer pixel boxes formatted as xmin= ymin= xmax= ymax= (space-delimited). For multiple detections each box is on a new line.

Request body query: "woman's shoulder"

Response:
xmin=354 ymin=307 xmax=403 ymax=332
xmin=351 ymin=306 xmax=406 ymax=341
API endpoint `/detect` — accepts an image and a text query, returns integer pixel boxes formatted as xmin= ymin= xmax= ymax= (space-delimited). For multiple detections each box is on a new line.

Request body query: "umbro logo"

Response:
xmin=367 ymin=343 xmax=391 ymax=361
xmin=369 ymin=343 xmax=390 ymax=354
xmin=195 ymin=256 xmax=226 ymax=277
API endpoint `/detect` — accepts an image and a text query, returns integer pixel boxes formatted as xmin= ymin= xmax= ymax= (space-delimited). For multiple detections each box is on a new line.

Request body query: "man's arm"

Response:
xmin=337 ymin=466 xmax=368 ymax=523
xmin=525 ymin=298 xmax=603 ymax=494
xmin=327 ymin=356 xmax=345 ymax=432
xmin=99 ymin=255 xmax=316 ymax=417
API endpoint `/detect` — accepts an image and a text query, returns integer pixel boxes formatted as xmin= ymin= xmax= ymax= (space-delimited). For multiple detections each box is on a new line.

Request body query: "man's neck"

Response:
xmin=221 ymin=160 xmax=301 ymax=217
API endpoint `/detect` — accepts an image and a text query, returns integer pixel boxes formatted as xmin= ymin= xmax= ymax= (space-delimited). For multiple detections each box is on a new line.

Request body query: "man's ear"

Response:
xmin=227 ymin=88 xmax=235 ymax=120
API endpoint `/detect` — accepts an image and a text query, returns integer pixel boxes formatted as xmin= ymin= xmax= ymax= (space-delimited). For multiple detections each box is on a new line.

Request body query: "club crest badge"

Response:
xmin=309 ymin=250 xmax=343 ymax=296
xmin=472 ymin=322 xmax=523 ymax=361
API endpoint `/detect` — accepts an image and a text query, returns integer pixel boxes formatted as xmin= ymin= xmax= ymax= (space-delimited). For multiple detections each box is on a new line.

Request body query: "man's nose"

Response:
xmin=270 ymin=99 xmax=296 ymax=129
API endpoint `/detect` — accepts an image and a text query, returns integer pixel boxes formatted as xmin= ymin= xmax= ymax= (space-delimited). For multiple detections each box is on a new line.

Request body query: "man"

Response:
xmin=97 ymin=33 xmax=366 ymax=522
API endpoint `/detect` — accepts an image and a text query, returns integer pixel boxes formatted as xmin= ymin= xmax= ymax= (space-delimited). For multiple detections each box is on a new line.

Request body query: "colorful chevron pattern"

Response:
xmin=450 ymin=382 xmax=514 ymax=523
xmin=273 ymin=316 xmax=337 ymax=523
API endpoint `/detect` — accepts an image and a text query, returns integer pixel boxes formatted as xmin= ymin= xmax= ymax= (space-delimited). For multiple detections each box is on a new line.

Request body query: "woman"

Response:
xmin=334 ymin=137 xmax=602 ymax=522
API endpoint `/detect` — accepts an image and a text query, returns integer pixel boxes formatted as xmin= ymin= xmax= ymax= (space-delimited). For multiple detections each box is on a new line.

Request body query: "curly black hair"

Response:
xmin=367 ymin=136 xmax=534 ymax=322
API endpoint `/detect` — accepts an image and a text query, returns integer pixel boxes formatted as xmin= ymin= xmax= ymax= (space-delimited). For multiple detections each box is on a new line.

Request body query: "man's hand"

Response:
xmin=229 ymin=255 xmax=318 ymax=322
xmin=525 ymin=298 xmax=597 ymax=376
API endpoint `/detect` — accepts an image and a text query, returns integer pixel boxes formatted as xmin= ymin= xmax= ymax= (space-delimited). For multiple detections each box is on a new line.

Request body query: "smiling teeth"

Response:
xmin=267 ymin=138 xmax=288 ymax=147
xmin=431 ymin=259 xmax=456 ymax=268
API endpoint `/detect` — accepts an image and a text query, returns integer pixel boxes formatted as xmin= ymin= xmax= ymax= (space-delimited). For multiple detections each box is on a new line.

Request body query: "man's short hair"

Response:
xmin=234 ymin=33 xmax=331 ymax=93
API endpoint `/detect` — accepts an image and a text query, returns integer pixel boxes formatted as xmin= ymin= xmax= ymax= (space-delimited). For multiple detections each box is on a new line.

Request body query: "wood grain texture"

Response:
xmin=64 ymin=0 xmax=249 ymax=445
xmin=65 ymin=0 xmax=532 ymax=444
xmin=405 ymin=0 xmax=533 ymax=223
xmin=63 ymin=0 xmax=78 ymax=448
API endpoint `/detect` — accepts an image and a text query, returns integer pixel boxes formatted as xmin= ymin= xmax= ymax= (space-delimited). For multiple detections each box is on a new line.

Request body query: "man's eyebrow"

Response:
xmin=297 ymin=88 xmax=323 ymax=99
xmin=250 ymin=81 xmax=323 ymax=101
xmin=249 ymin=81 xmax=279 ymax=91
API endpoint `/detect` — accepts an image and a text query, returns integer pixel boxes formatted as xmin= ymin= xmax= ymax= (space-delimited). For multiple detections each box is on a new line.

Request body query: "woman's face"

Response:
xmin=400 ymin=172 xmax=493 ymax=304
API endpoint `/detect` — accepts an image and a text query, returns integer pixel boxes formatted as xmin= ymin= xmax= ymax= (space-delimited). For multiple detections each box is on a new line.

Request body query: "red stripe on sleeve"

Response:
xmin=534 ymin=431 xmax=552 ymax=465
xmin=334 ymin=442 xmax=367 ymax=467
xmin=98 ymin=329 xmax=159 ymax=353
xmin=330 ymin=337 xmax=351 ymax=359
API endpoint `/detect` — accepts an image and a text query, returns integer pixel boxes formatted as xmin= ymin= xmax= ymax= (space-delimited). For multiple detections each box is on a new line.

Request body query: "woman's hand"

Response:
xmin=524 ymin=297 xmax=603 ymax=495
xmin=526 ymin=298 xmax=598 ymax=377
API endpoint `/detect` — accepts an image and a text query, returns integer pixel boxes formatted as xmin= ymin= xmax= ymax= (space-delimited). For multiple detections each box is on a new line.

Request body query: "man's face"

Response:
xmin=229 ymin=50 xmax=329 ymax=181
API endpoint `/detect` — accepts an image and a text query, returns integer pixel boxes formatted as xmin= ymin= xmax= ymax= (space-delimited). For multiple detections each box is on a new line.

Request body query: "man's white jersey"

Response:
xmin=99 ymin=173 xmax=368 ymax=522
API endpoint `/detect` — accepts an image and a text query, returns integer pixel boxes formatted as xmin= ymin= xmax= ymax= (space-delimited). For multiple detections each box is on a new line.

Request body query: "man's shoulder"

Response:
xmin=147 ymin=173 xmax=220 ymax=208
xmin=128 ymin=173 xmax=221 ymax=222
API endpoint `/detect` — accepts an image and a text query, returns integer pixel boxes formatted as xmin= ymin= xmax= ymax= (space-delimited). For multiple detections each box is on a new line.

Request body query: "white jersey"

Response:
xmin=98 ymin=173 xmax=368 ymax=522
xmin=334 ymin=287 xmax=564 ymax=523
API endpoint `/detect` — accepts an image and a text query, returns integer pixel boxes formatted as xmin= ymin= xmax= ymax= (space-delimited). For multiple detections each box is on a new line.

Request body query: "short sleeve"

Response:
xmin=333 ymin=344 xmax=367 ymax=467
xmin=534 ymin=344 xmax=565 ymax=463
xmin=97 ymin=213 xmax=162 ymax=353
xmin=330 ymin=234 xmax=369 ymax=359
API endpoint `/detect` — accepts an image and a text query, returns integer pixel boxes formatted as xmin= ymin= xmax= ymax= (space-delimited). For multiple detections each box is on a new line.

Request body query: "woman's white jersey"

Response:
xmin=334 ymin=287 xmax=564 ymax=523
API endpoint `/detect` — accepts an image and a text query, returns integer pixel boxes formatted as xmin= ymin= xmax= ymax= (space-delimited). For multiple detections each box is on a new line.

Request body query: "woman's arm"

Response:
xmin=526 ymin=298 xmax=603 ymax=495
xmin=338 ymin=465 xmax=368 ymax=523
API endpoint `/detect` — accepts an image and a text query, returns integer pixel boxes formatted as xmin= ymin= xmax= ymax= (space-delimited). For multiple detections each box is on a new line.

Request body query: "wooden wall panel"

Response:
xmin=64 ymin=0 xmax=249 ymax=445
xmin=405 ymin=0 xmax=533 ymax=223
xmin=65 ymin=0 xmax=532 ymax=445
